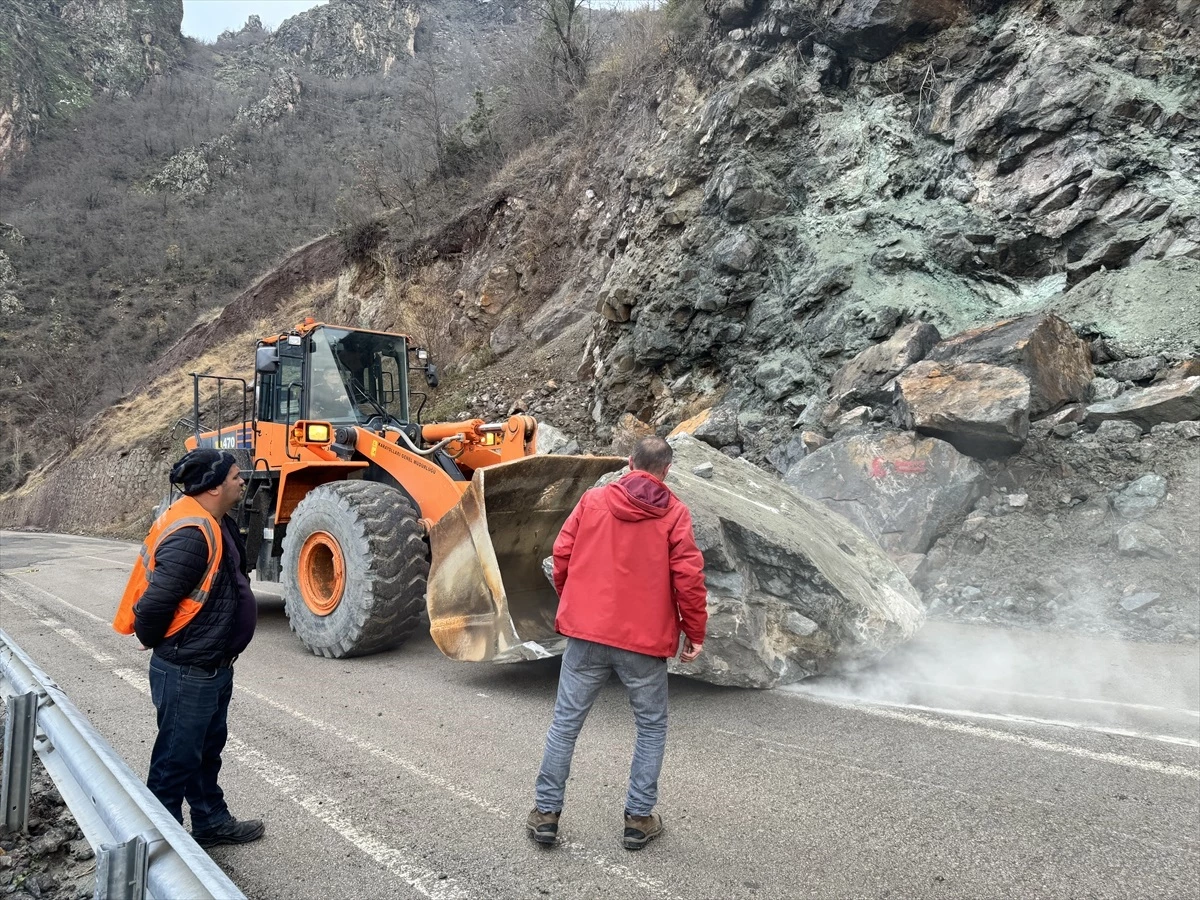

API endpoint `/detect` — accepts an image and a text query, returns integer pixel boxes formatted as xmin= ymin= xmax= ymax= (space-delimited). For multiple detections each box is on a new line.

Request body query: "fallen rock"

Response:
xmin=1084 ymin=377 xmax=1200 ymax=430
xmin=1113 ymin=474 xmax=1168 ymax=519
xmin=662 ymin=435 xmax=924 ymax=688
xmin=1095 ymin=419 xmax=1144 ymax=443
xmin=1116 ymin=522 xmax=1173 ymax=559
xmin=1103 ymin=355 xmax=1165 ymax=384
xmin=535 ymin=423 xmax=574 ymax=455
xmin=783 ymin=431 xmax=986 ymax=554
xmin=897 ymin=361 xmax=1031 ymax=457
xmin=1119 ymin=591 xmax=1162 ymax=612
xmin=692 ymin=403 xmax=740 ymax=448
xmin=1089 ymin=377 xmax=1124 ymax=402
xmin=927 ymin=314 xmax=1092 ymax=416
xmin=828 ymin=321 xmax=941 ymax=408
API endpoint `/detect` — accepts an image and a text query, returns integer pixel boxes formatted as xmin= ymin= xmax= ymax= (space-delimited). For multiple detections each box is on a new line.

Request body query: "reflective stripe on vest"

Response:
xmin=113 ymin=495 xmax=224 ymax=638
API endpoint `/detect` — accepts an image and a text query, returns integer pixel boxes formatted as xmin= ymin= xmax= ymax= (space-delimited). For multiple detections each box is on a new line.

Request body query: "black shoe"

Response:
xmin=192 ymin=816 xmax=265 ymax=848
xmin=526 ymin=808 xmax=561 ymax=845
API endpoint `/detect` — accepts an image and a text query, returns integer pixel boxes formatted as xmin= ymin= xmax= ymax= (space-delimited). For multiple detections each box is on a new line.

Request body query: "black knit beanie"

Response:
xmin=170 ymin=449 xmax=236 ymax=496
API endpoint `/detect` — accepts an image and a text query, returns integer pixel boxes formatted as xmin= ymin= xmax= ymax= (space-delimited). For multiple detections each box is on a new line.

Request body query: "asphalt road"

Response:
xmin=1 ymin=530 xmax=1198 ymax=900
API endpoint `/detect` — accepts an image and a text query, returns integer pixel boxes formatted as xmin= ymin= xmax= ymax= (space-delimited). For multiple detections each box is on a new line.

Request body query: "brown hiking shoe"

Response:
xmin=526 ymin=808 xmax=561 ymax=845
xmin=622 ymin=811 xmax=663 ymax=850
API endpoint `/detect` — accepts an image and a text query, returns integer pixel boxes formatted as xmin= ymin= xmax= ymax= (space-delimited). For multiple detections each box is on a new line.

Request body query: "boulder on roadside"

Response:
xmin=660 ymin=435 xmax=925 ymax=688
xmin=828 ymin=321 xmax=941 ymax=408
xmin=896 ymin=361 xmax=1031 ymax=457
xmin=927 ymin=314 xmax=1092 ymax=416
xmin=1084 ymin=377 xmax=1200 ymax=430
xmin=783 ymin=431 xmax=986 ymax=554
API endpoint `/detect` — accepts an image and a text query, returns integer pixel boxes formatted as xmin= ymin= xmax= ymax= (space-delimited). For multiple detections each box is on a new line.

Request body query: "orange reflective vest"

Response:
xmin=113 ymin=495 xmax=224 ymax=639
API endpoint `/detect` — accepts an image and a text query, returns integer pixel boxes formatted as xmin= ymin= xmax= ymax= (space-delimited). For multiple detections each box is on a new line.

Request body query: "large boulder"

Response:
xmin=829 ymin=321 xmax=942 ymax=408
xmin=896 ymin=361 xmax=1031 ymax=457
xmin=927 ymin=315 xmax=1093 ymax=416
xmin=1084 ymin=377 xmax=1200 ymax=430
xmin=659 ymin=436 xmax=924 ymax=688
xmin=783 ymin=431 xmax=986 ymax=554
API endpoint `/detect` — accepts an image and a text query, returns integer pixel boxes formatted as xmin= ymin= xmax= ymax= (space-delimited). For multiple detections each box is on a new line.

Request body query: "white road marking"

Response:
xmin=715 ymin=729 xmax=1199 ymax=855
xmin=2 ymin=574 xmax=108 ymax=623
xmin=239 ymin=686 xmax=681 ymax=898
xmin=3 ymin=577 xmax=680 ymax=899
xmin=850 ymin=699 xmax=1200 ymax=748
xmin=897 ymin=679 xmax=1200 ymax=718
xmin=799 ymin=695 xmax=1200 ymax=779
xmin=111 ymin=670 xmax=471 ymax=900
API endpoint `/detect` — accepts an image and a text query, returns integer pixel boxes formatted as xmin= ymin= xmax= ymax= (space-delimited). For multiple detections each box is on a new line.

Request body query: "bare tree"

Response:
xmin=538 ymin=0 xmax=596 ymax=90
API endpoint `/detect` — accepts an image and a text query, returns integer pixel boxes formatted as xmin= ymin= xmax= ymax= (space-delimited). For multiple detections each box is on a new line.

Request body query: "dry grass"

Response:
xmin=93 ymin=286 xmax=326 ymax=453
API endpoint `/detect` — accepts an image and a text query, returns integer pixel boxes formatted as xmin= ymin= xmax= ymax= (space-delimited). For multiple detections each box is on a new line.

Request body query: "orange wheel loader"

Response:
xmin=179 ymin=319 xmax=623 ymax=662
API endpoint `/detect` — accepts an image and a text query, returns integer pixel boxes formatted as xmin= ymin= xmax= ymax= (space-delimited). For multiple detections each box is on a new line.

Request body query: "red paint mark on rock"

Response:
xmin=869 ymin=457 xmax=929 ymax=478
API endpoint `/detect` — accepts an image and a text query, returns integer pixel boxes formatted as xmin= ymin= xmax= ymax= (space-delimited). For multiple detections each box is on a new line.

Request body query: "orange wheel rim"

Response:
xmin=298 ymin=531 xmax=345 ymax=616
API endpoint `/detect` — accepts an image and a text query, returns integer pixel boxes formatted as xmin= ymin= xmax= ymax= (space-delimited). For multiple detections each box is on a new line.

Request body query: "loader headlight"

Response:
xmin=306 ymin=423 xmax=331 ymax=443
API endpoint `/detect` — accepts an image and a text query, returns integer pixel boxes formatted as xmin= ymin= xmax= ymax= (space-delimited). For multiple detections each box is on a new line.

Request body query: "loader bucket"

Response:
xmin=426 ymin=454 xmax=626 ymax=662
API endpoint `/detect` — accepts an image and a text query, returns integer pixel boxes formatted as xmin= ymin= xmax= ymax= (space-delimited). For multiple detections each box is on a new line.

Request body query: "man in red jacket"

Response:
xmin=528 ymin=435 xmax=707 ymax=851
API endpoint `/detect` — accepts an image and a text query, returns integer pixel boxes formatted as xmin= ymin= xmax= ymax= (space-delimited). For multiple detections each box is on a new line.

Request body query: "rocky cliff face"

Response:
xmin=2 ymin=0 xmax=1197 ymax=648
xmin=0 ymin=0 xmax=183 ymax=169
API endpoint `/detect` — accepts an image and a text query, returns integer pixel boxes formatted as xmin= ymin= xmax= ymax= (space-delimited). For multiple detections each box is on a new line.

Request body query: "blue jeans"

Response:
xmin=147 ymin=655 xmax=234 ymax=832
xmin=535 ymin=638 xmax=669 ymax=817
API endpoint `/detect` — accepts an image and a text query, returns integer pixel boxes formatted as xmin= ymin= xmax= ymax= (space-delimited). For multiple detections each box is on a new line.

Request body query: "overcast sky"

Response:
xmin=181 ymin=1 xmax=329 ymax=41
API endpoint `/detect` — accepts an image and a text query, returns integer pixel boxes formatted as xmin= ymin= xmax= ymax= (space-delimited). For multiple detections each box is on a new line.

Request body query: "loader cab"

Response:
xmin=255 ymin=325 xmax=411 ymax=427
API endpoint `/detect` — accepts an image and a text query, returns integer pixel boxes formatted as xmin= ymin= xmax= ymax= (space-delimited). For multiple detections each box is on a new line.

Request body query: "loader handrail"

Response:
xmin=0 ymin=629 xmax=246 ymax=900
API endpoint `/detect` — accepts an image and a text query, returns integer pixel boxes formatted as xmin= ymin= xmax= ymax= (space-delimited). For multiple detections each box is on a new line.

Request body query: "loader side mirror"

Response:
xmin=255 ymin=346 xmax=279 ymax=374
xmin=424 ymin=363 xmax=439 ymax=388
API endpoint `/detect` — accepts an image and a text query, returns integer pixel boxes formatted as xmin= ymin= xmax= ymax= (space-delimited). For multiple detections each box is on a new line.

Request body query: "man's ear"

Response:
xmin=628 ymin=456 xmax=635 ymax=470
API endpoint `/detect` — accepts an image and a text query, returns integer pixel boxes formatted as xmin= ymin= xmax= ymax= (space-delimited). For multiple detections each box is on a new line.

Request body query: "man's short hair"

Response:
xmin=631 ymin=436 xmax=672 ymax=474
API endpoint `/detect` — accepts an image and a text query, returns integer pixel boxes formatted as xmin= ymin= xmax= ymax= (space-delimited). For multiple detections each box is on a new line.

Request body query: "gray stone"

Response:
xmin=1085 ymin=377 xmax=1200 ymax=430
xmin=1116 ymin=523 xmax=1172 ymax=559
xmin=660 ymin=435 xmax=924 ymax=688
xmin=1052 ymin=422 xmax=1080 ymax=438
xmin=1103 ymin=356 xmax=1165 ymax=384
xmin=535 ymin=423 xmax=575 ymax=455
xmin=693 ymin=462 xmax=715 ymax=478
xmin=1119 ymin=591 xmax=1162 ymax=612
xmin=897 ymin=361 xmax=1031 ymax=457
xmin=784 ymin=431 xmax=986 ymax=554
xmin=693 ymin=403 xmax=741 ymax=448
xmin=1113 ymin=474 xmax=1168 ymax=519
xmin=1089 ymin=378 xmax=1124 ymax=402
xmin=1095 ymin=419 xmax=1144 ymax=443
xmin=820 ymin=0 xmax=963 ymax=62
xmin=828 ymin=321 xmax=941 ymax=408
xmin=712 ymin=229 xmax=762 ymax=273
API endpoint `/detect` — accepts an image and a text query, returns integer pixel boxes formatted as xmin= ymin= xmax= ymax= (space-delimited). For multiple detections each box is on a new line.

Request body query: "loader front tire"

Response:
xmin=281 ymin=481 xmax=429 ymax=659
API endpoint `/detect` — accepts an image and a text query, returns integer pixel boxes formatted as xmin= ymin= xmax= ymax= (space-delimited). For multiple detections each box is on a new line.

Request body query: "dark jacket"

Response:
xmin=134 ymin=516 xmax=247 ymax=667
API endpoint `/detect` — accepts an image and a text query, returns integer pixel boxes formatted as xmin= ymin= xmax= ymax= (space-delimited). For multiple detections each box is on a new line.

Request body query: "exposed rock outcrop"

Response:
xmin=0 ymin=0 xmax=184 ymax=170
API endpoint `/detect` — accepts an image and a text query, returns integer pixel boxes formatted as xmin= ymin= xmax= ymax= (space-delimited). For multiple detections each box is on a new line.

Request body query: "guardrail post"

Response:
xmin=1 ymin=691 xmax=38 ymax=833
xmin=95 ymin=835 xmax=149 ymax=900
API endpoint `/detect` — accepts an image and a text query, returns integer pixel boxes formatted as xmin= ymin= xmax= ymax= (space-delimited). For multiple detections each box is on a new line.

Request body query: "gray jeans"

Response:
xmin=534 ymin=637 xmax=669 ymax=817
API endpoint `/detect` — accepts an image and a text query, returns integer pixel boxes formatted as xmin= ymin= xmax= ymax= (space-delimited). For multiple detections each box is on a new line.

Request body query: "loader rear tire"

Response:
xmin=281 ymin=481 xmax=429 ymax=659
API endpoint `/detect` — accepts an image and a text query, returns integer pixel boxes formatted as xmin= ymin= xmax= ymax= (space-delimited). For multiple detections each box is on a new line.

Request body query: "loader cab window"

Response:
xmin=310 ymin=327 xmax=410 ymax=425
xmin=255 ymin=340 xmax=305 ymax=423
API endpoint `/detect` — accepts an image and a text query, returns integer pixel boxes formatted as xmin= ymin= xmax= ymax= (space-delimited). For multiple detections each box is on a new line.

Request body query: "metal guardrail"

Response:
xmin=0 ymin=628 xmax=246 ymax=900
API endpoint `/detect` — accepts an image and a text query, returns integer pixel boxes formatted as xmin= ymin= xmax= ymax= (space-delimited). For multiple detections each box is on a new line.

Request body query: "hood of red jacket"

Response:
xmin=605 ymin=472 xmax=673 ymax=521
